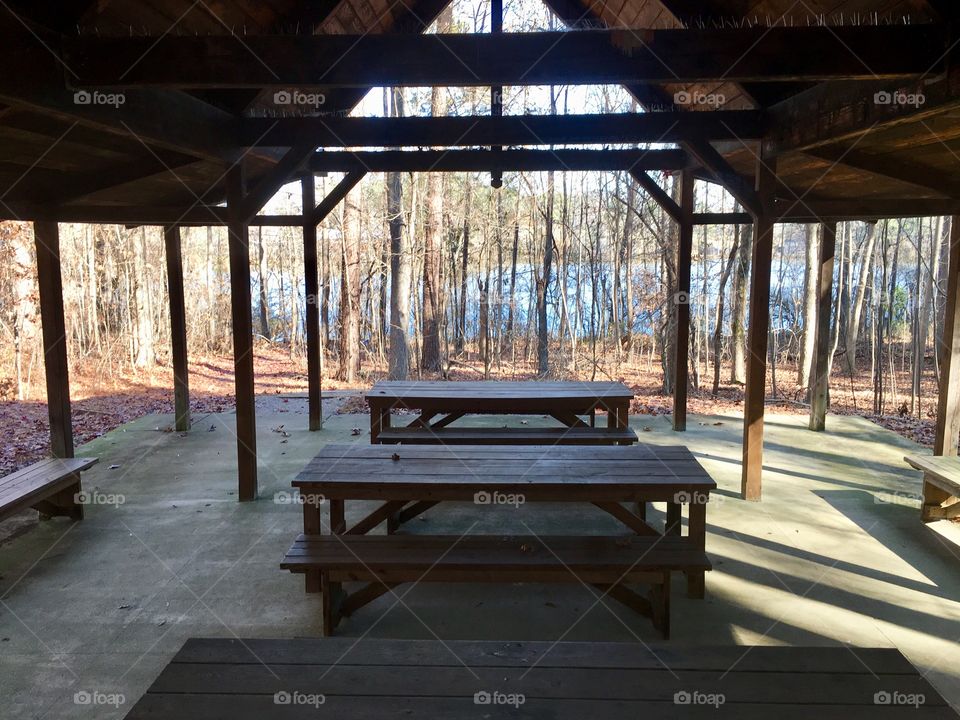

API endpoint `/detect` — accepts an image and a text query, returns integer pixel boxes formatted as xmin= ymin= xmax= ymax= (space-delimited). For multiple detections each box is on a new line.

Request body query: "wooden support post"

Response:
xmin=227 ymin=166 xmax=258 ymax=501
xmin=809 ymin=222 xmax=836 ymax=432
xmin=33 ymin=221 xmax=73 ymax=458
xmin=673 ymin=171 xmax=694 ymax=431
xmin=164 ymin=226 xmax=190 ymax=432
xmin=302 ymin=175 xmax=323 ymax=431
xmin=741 ymin=149 xmax=777 ymax=501
xmin=934 ymin=217 xmax=960 ymax=456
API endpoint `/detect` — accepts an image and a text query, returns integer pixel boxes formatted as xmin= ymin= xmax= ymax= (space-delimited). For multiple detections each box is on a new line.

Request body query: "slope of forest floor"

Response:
xmin=0 ymin=343 xmax=942 ymax=476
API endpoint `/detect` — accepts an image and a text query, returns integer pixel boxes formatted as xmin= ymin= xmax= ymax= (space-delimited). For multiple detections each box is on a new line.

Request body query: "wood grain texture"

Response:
xmin=123 ymin=639 xmax=955 ymax=719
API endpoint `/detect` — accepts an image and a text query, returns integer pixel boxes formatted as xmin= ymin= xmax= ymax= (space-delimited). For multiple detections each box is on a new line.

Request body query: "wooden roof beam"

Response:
xmin=305 ymin=149 xmax=688 ymax=173
xmin=61 ymin=26 xmax=946 ymax=88
xmin=0 ymin=27 xmax=253 ymax=164
xmin=774 ymin=198 xmax=960 ymax=221
xmin=803 ymin=147 xmax=960 ymax=199
xmin=769 ymin=67 xmax=960 ymax=155
xmin=243 ymin=111 xmax=764 ymax=148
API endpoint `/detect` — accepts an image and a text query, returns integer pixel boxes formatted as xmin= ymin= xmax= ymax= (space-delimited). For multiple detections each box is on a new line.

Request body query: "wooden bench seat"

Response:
xmin=375 ymin=426 xmax=638 ymax=445
xmin=0 ymin=457 xmax=98 ymax=523
xmin=282 ymin=534 xmax=711 ymax=639
xmin=905 ymin=455 xmax=960 ymax=522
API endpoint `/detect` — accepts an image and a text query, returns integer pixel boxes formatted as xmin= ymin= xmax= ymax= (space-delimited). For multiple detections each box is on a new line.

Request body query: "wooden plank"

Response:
xmin=346 ymin=500 xmax=408 ymax=535
xmin=239 ymin=143 xmax=316 ymax=222
xmin=282 ymin=535 xmax=708 ymax=577
xmin=301 ymin=176 xmax=321 ymax=431
xmin=172 ymin=638 xmax=919 ymax=674
xmin=809 ymin=222 xmax=836 ymax=432
xmin=685 ymin=139 xmax=761 ymax=218
xmin=630 ymin=169 xmax=681 ymax=223
xmin=310 ymin=171 xmax=365 ymax=226
xmin=63 ymin=27 xmax=946 ymax=87
xmin=934 ymin=217 xmax=960 ymax=456
xmin=375 ymin=427 xmax=638 ymax=445
xmin=803 ymin=147 xmax=960 ymax=199
xmin=296 ymin=461 xmax=708 ymax=478
xmin=775 ymin=198 xmax=960 ymax=222
xmin=125 ymin=694 xmax=960 ymax=720
xmin=0 ymin=458 xmax=94 ymax=497
xmin=770 ymin=66 xmax=960 ymax=156
xmin=226 ymin=166 xmax=258 ymax=501
xmin=368 ymin=380 xmax=633 ymax=401
xmin=245 ymin=112 xmax=765 ymax=148
xmin=144 ymin=665 xmax=936 ymax=705
xmin=33 ymin=221 xmax=73 ymax=458
xmin=307 ymin=149 xmax=688 ymax=174
xmin=164 ymin=226 xmax=190 ymax=432
xmin=0 ymin=29 xmax=250 ymax=165
xmin=0 ymin=457 xmax=97 ymax=521
xmin=673 ymin=170 xmax=693 ymax=431
xmin=592 ymin=502 xmax=658 ymax=536
xmin=741 ymin=149 xmax=777 ymax=501
xmin=302 ymin=442 xmax=689 ymax=455
xmin=0 ymin=459 xmax=96 ymax=500
xmin=904 ymin=456 xmax=960 ymax=494
xmin=693 ymin=212 xmax=754 ymax=226
xmin=298 ymin=457 xmax=706 ymax=476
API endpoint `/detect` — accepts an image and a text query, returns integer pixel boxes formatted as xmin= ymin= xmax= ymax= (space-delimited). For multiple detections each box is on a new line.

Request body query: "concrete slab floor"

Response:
xmin=1 ymin=398 xmax=959 ymax=718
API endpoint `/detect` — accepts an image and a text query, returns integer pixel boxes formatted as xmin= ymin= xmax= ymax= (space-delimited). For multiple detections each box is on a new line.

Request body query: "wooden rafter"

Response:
xmin=306 ymin=148 xmax=688 ymax=173
xmin=243 ymin=111 xmax=764 ymax=148
xmin=60 ymin=27 xmax=946 ymax=88
xmin=803 ymin=147 xmax=960 ymax=199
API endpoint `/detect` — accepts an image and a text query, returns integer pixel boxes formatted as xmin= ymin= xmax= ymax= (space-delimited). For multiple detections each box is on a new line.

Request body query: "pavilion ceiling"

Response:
xmin=0 ymin=0 xmax=956 ymax=223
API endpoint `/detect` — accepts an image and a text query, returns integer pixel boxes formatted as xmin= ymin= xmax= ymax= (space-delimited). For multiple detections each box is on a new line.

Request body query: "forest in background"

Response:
xmin=0 ymin=172 xmax=952 ymax=431
xmin=0 ymin=3 xmax=955 ymax=473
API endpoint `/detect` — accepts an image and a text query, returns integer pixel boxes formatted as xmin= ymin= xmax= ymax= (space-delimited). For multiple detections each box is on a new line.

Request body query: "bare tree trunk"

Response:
xmin=798 ymin=223 xmax=819 ymax=390
xmin=10 ymin=223 xmax=37 ymax=400
xmin=387 ymin=88 xmax=410 ymax=380
xmin=338 ymin=191 xmax=362 ymax=382
xmin=134 ymin=227 xmax=156 ymax=367
xmin=257 ymin=228 xmax=270 ymax=338
xmin=456 ymin=185 xmax=471 ymax=356
xmin=537 ymin=168 xmax=555 ymax=377
xmin=844 ymin=222 xmax=879 ymax=375
xmin=730 ymin=223 xmax=752 ymax=384
xmin=713 ymin=222 xmax=741 ymax=394
xmin=506 ymin=218 xmax=519 ymax=343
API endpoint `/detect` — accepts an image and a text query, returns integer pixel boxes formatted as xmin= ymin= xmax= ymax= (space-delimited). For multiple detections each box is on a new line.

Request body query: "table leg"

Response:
xmin=302 ymin=495 xmax=324 ymax=593
xmin=922 ymin=476 xmax=953 ymax=522
xmin=323 ymin=499 xmax=347 ymax=629
xmin=329 ymin=499 xmax=346 ymax=534
xmin=686 ymin=500 xmax=707 ymax=599
xmin=665 ymin=501 xmax=682 ymax=536
xmin=370 ymin=403 xmax=392 ymax=443
xmin=610 ymin=401 xmax=631 ymax=444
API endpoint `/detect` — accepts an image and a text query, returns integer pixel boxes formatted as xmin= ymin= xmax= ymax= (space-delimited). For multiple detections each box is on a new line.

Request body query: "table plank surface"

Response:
xmin=125 ymin=638 xmax=957 ymax=719
xmin=369 ymin=380 xmax=634 ymax=402
xmin=905 ymin=455 xmax=960 ymax=491
xmin=294 ymin=444 xmax=716 ymax=498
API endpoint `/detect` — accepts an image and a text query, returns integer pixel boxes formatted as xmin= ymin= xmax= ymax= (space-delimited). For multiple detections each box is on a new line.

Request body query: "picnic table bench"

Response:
xmin=0 ymin=457 xmax=98 ymax=523
xmin=366 ymin=380 xmax=638 ymax=445
xmin=904 ymin=455 xmax=960 ymax=522
xmin=124 ymin=637 xmax=959 ymax=719
xmin=282 ymin=444 xmax=714 ymax=638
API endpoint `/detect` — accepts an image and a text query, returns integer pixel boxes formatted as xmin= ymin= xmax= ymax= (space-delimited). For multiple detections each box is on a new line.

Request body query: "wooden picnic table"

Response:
xmin=125 ymin=637 xmax=958 ymax=719
xmin=285 ymin=443 xmax=715 ymax=636
xmin=366 ymin=380 xmax=637 ymax=445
